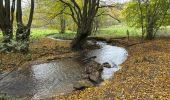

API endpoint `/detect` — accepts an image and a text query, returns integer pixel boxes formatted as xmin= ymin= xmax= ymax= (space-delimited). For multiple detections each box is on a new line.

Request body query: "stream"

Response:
xmin=0 ymin=41 xmax=128 ymax=99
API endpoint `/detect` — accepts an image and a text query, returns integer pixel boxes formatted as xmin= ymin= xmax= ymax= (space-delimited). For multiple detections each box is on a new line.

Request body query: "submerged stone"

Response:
xmin=89 ymin=71 xmax=103 ymax=84
xmin=73 ymin=79 xmax=94 ymax=90
xmin=101 ymin=62 xmax=112 ymax=68
xmin=85 ymin=60 xmax=103 ymax=74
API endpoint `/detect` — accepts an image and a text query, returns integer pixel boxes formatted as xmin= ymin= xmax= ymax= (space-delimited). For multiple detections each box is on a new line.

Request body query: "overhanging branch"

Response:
xmin=99 ymin=5 xmax=116 ymax=8
xmin=95 ymin=13 xmax=121 ymax=23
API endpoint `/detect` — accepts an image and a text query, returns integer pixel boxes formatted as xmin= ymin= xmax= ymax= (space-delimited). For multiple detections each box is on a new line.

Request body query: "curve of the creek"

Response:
xmin=0 ymin=41 xmax=128 ymax=100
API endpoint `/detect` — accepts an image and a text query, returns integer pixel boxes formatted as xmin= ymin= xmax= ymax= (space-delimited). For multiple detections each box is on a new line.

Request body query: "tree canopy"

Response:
xmin=122 ymin=0 xmax=170 ymax=39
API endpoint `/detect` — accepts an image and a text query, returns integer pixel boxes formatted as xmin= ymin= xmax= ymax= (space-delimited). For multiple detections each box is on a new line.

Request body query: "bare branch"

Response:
xmin=99 ymin=5 xmax=116 ymax=8
xmin=95 ymin=13 xmax=121 ymax=23
xmin=59 ymin=0 xmax=78 ymax=24
xmin=27 ymin=0 xmax=34 ymax=27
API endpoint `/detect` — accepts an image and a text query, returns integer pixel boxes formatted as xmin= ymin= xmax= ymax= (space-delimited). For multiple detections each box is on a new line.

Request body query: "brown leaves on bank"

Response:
xmin=1 ymin=38 xmax=170 ymax=99
xmin=56 ymin=38 xmax=170 ymax=100
xmin=0 ymin=38 xmax=75 ymax=72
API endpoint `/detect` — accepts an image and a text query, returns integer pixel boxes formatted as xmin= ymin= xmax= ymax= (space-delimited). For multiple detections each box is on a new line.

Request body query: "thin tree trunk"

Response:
xmin=137 ymin=0 xmax=144 ymax=41
xmin=93 ymin=19 xmax=99 ymax=35
xmin=25 ymin=0 xmax=34 ymax=42
xmin=60 ymin=15 xmax=66 ymax=34
xmin=2 ymin=0 xmax=13 ymax=43
xmin=0 ymin=0 xmax=4 ymax=36
xmin=16 ymin=0 xmax=24 ymax=41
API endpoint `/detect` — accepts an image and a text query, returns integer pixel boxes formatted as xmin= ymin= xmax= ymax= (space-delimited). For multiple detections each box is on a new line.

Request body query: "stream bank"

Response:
xmin=0 ymin=38 xmax=128 ymax=99
xmin=56 ymin=38 xmax=170 ymax=100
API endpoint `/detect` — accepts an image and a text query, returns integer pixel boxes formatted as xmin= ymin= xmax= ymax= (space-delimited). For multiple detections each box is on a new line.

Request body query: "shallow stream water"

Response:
xmin=0 ymin=41 xmax=128 ymax=99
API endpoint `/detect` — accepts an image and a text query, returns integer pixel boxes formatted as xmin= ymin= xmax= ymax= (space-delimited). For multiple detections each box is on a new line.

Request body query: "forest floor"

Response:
xmin=0 ymin=38 xmax=75 ymax=72
xmin=0 ymin=37 xmax=135 ymax=72
xmin=0 ymin=37 xmax=170 ymax=100
xmin=56 ymin=38 xmax=170 ymax=100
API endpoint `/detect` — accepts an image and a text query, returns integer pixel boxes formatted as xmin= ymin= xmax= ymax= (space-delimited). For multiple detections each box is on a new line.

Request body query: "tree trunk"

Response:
xmin=16 ymin=26 xmax=30 ymax=41
xmin=16 ymin=0 xmax=34 ymax=52
xmin=2 ymin=27 xmax=13 ymax=43
xmin=145 ymin=23 xmax=154 ymax=40
xmin=71 ymin=29 xmax=89 ymax=50
xmin=60 ymin=16 xmax=66 ymax=34
xmin=0 ymin=0 xmax=13 ymax=43
xmin=93 ymin=19 xmax=99 ymax=35
xmin=58 ymin=0 xmax=100 ymax=50
xmin=71 ymin=23 xmax=93 ymax=50
xmin=16 ymin=0 xmax=23 ymax=42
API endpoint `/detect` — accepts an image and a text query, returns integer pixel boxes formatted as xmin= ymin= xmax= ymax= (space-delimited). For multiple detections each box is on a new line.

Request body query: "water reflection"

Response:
xmin=0 ymin=42 xmax=128 ymax=99
xmin=87 ymin=43 xmax=128 ymax=80
xmin=0 ymin=59 xmax=86 ymax=99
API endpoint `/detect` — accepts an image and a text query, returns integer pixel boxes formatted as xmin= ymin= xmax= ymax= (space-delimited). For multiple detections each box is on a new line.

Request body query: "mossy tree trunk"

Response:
xmin=16 ymin=0 xmax=34 ymax=52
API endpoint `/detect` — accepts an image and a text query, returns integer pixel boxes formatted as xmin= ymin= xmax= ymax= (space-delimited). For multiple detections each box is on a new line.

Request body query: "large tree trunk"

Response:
xmin=59 ymin=0 xmax=100 ymax=50
xmin=16 ymin=26 xmax=30 ymax=42
xmin=71 ymin=23 xmax=93 ymax=50
xmin=16 ymin=26 xmax=30 ymax=52
xmin=71 ymin=29 xmax=89 ymax=50
xmin=16 ymin=0 xmax=34 ymax=52
xmin=145 ymin=23 xmax=154 ymax=40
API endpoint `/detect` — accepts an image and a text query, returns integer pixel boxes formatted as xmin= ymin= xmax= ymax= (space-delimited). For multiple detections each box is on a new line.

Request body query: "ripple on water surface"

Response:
xmin=0 ymin=43 xmax=128 ymax=99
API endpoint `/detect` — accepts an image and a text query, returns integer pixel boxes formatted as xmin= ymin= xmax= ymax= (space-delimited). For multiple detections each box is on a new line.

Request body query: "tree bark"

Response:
xmin=71 ymin=21 xmax=93 ymax=50
xmin=60 ymin=15 xmax=66 ymax=34
xmin=16 ymin=0 xmax=24 ymax=41
xmin=16 ymin=0 xmax=34 ymax=52
xmin=58 ymin=0 xmax=100 ymax=50
xmin=93 ymin=18 xmax=99 ymax=34
xmin=146 ymin=24 xmax=154 ymax=40
xmin=71 ymin=31 xmax=91 ymax=50
xmin=0 ymin=0 xmax=13 ymax=43
xmin=145 ymin=15 xmax=155 ymax=40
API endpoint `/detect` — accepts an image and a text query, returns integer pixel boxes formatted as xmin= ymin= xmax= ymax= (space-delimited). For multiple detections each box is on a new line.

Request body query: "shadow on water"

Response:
xmin=0 ymin=41 xmax=128 ymax=99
